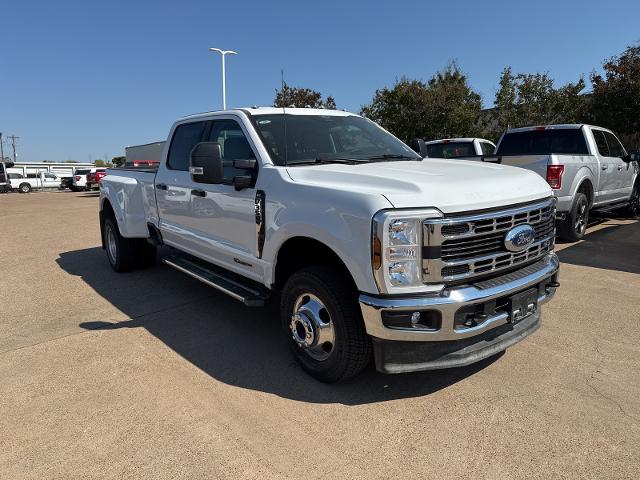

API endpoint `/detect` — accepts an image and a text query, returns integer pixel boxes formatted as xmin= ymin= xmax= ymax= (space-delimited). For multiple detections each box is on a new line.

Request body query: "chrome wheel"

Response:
xmin=106 ymin=223 xmax=118 ymax=264
xmin=289 ymin=293 xmax=335 ymax=361
xmin=574 ymin=198 xmax=588 ymax=235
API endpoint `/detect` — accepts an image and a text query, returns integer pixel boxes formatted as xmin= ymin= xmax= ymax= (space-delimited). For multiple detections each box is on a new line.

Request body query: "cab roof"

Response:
xmin=179 ymin=107 xmax=357 ymax=121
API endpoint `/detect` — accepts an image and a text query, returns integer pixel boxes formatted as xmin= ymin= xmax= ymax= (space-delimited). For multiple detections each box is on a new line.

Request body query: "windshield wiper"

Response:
xmin=366 ymin=154 xmax=421 ymax=161
xmin=287 ymin=156 xmax=370 ymax=166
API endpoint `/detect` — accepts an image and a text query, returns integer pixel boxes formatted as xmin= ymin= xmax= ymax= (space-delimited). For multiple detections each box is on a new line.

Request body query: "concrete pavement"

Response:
xmin=1 ymin=191 xmax=639 ymax=479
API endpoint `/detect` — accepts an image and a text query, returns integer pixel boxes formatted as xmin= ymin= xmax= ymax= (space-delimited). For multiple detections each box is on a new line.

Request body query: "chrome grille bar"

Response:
xmin=423 ymin=198 xmax=556 ymax=283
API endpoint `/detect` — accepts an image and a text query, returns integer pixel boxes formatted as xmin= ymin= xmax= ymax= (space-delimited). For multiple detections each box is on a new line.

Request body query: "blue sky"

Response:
xmin=1 ymin=0 xmax=639 ymax=162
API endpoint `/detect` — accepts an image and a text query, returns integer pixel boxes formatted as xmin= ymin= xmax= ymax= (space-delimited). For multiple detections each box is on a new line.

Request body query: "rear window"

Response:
xmin=75 ymin=169 xmax=91 ymax=174
xmin=426 ymin=142 xmax=476 ymax=158
xmin=497 ymin=129 xmax=589 ymax=156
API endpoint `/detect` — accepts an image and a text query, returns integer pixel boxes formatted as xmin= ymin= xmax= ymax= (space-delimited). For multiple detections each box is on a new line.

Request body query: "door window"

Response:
xmin=167 ymin=121 xmax=207 ymax=171
xmin=603 ymin=131 xmax=626 ymax=157
xmin=208 ymin=119 xmax=256 ymax=179
xmin=592 ymin=130 xmax=610 ymax=156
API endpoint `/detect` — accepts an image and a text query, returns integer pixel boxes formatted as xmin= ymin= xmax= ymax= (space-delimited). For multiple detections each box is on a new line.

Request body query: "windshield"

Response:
xmin=497 ymin=129 xmax=589 ymax=156
xmin=251 ymin=114 xmax=420 ymax=165
xmin=426 ymin=142 xmax=476 ymax=158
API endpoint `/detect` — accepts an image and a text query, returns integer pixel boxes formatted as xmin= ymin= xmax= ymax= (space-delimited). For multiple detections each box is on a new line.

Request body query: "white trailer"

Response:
xmin=6 ymin=162 xmax=95 ymax=179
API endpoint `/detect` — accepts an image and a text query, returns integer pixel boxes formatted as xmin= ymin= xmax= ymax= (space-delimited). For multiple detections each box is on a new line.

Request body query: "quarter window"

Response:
xmin=480 ymin=142 xmax=495 ymax=155
xmin=167 ymin=121 xmax=206 ymax=171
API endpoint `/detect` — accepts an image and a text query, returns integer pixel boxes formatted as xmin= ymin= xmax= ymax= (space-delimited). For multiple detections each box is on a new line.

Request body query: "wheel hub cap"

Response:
xmin=290 ymin=293 xmax=335 ymax=361
xmin=106 ymin=226 xmax=117 ymax=263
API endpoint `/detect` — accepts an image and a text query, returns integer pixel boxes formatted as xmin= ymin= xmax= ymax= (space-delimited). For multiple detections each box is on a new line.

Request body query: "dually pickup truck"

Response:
xmin=100 ymin=108 xmax=560 ymax=382
xmin=462 ymin=125 xmax=640 ymax=241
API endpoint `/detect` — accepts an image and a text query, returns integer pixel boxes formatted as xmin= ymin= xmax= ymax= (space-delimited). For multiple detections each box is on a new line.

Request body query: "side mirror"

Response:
xmin=410 ymin=138 xmax=428 ymax=158
xmin=190 ymin=142 xmax=223 ymax=184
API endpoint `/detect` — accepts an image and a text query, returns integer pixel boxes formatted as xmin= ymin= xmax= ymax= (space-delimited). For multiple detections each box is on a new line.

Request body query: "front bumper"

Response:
xmin=359 ymin=253 xmax=559 ymax=373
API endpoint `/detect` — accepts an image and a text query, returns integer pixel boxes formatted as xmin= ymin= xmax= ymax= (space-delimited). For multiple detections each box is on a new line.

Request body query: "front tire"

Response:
xmin=626 ymin=181 xmax=640 ymax=219
xmin=280 ymin=266 xmax=371 ymax=383
xmin=558 ymin=193 xmax=589 ymax=242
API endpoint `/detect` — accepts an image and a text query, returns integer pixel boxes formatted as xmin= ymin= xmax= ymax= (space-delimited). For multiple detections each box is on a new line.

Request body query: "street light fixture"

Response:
xmin=209 ymin=47 xmax=237 ymax=110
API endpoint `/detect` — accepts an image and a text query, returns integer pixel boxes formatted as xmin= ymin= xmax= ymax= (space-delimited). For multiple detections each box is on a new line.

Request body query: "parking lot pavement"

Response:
xmin=0 ymin=191 xmax=639 ymax=480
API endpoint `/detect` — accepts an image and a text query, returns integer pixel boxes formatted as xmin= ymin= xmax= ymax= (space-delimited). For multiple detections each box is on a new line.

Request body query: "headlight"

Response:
xmin=372 ymin=209 xmax=443 ymax=294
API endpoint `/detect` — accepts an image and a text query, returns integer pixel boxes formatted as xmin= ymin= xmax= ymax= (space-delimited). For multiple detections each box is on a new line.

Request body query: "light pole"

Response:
xmin=209 ymin=47 xmax=237 ymax=110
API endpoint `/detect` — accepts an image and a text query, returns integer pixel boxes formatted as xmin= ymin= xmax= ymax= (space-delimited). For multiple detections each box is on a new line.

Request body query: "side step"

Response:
xmin=162 ymin=255 xmax=269 ymax=307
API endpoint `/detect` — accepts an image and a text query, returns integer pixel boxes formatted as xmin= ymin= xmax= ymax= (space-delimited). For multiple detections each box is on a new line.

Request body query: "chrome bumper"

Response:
xmin=359 ymin=253 xmax=559 ymax=342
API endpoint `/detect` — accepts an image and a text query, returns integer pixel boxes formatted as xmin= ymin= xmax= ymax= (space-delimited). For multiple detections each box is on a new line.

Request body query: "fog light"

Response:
xmin=382 ymin=310 xmax=441 ymax=330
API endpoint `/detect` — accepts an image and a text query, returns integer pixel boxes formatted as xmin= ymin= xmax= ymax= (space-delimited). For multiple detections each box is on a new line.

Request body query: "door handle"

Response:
xmin=617 ymin=165 xmax=623 ymax=170
xmin=156 ymin=183 xmax=168 ymax=190
xmin=191 ymin=189 xmax=206 ymax=197
xmin=601 ymin=165 xmax=608 ymax=170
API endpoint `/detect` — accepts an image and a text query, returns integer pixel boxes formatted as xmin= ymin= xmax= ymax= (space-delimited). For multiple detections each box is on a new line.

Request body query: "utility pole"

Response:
xmin=7 ymin=135 xmax=19 ymax=162
xmin=0 ymin=132 xmax=5 ymax=162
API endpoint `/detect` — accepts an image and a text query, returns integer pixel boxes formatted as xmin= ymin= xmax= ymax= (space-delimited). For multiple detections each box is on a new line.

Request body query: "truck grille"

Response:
xmin=423 ymin=198 xmax=555 ymax=283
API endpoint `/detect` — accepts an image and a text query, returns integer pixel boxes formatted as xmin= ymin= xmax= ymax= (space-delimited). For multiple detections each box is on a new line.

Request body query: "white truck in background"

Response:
xmin=422 ymin=138 xmax=496 ymax=159
xmin=9 ymin=171 xmax=62 ymax=193
xmin=463 ymin=125 xmax=640 ymax=241
xmin=99 ymin=107 xmax=560 ymax=382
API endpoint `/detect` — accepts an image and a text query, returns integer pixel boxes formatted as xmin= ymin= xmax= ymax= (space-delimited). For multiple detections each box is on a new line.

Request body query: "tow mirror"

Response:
xmin=190 ymin=142 xmax=223 ymax=184
xmin=410 ymin=138 xmax=428 ymax=158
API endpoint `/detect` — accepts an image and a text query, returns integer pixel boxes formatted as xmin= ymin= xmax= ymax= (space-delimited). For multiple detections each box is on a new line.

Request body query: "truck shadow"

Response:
xmin=556 ymin=217 xmax=640 ymax=275
xmin=57 ymin=247 xmax=501 ymax=405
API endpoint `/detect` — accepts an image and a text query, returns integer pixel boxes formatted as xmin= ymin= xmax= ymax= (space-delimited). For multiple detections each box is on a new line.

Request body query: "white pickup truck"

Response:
xmin=465 ymin=125 xmax=640 ymax=241
xmin=100 ymin=107 xmax=560 ymax=382
xmin=9 ymin=171 xmax=62 ymax=193
xmin=422 ymin=138 xmax=496 ymax=159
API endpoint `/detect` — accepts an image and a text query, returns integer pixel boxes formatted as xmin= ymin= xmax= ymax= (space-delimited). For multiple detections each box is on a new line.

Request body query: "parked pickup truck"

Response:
xmin=422 ymin=138 xmax=496 ymax=159
xmin=100 ymin=107 xmax=560 ymax=382
xmin=460 ymin=125 xmax=640 ymax=241
xmin=9 ymin=171 xmax=62 ymax=193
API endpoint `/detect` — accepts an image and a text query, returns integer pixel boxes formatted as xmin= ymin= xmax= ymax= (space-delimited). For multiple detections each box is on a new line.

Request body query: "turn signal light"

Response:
xmin=546 ymin=165 xmax=564 ymax=189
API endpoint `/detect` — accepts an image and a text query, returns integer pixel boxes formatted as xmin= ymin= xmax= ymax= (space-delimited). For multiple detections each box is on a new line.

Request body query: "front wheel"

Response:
xmin=626 ymin=181 xmax=640 ymax=219
xmin=558 ymin=193 xmax=589 ymax=242
xmin=280 ymin=266 xmax=371 ymax=383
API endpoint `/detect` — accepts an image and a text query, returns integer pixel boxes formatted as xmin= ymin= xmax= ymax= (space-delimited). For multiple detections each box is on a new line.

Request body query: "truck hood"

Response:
xmin=286 ymin=158 xmax=552 ymax=214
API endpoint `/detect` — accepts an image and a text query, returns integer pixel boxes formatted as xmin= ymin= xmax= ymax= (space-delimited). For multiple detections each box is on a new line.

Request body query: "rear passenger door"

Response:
xmin=591 ymin=129 xmax=618 ymax=204
xmin=155 ymin=120 xmax=208 ymax=248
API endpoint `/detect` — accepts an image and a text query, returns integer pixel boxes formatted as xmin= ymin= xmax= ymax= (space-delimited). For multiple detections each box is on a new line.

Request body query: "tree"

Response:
xmin=490 ymin=67 xmax=586 ymax=136
xmin=589 ymin=45 xmax=640 ymax=150
xmin=361 ymin=62 xmax=482 ymax=143
xmin=111 ymin=156 xmax=126 ymax=167
xmin=274 ymin=82 xmax=336 ymax=109
xmin=94 ymin=159 xmax=106 ymax=167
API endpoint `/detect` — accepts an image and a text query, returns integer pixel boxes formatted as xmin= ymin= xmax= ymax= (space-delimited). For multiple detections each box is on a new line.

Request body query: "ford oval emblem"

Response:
xmin=504 ymin=224 xmax=536 ymax=252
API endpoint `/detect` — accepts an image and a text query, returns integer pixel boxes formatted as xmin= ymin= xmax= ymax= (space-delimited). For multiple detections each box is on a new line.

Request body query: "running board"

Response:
xmin=162 ymin=255 xmax=269 ymax=307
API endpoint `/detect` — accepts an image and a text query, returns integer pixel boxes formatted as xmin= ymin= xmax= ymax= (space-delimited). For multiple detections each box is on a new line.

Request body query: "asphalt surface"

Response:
xmin=1 ymin=190 xmax=639 ymax=479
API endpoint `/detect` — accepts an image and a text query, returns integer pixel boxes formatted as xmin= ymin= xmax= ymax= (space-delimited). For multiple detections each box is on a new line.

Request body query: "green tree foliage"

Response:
xmin=492 ymin=67 xmax=585 ymax=135
xmin=111 ymin=156 xmax=126 ymax=167
xmin=94 ymin=159 xmax=106 ymax=167
xmin=274 ymin=83 xmax=336 ymax=109
xmin=361 ymin=62 xmax=482 ymax=143
xmin=589 ymin=45 xmax=640 ymax=149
